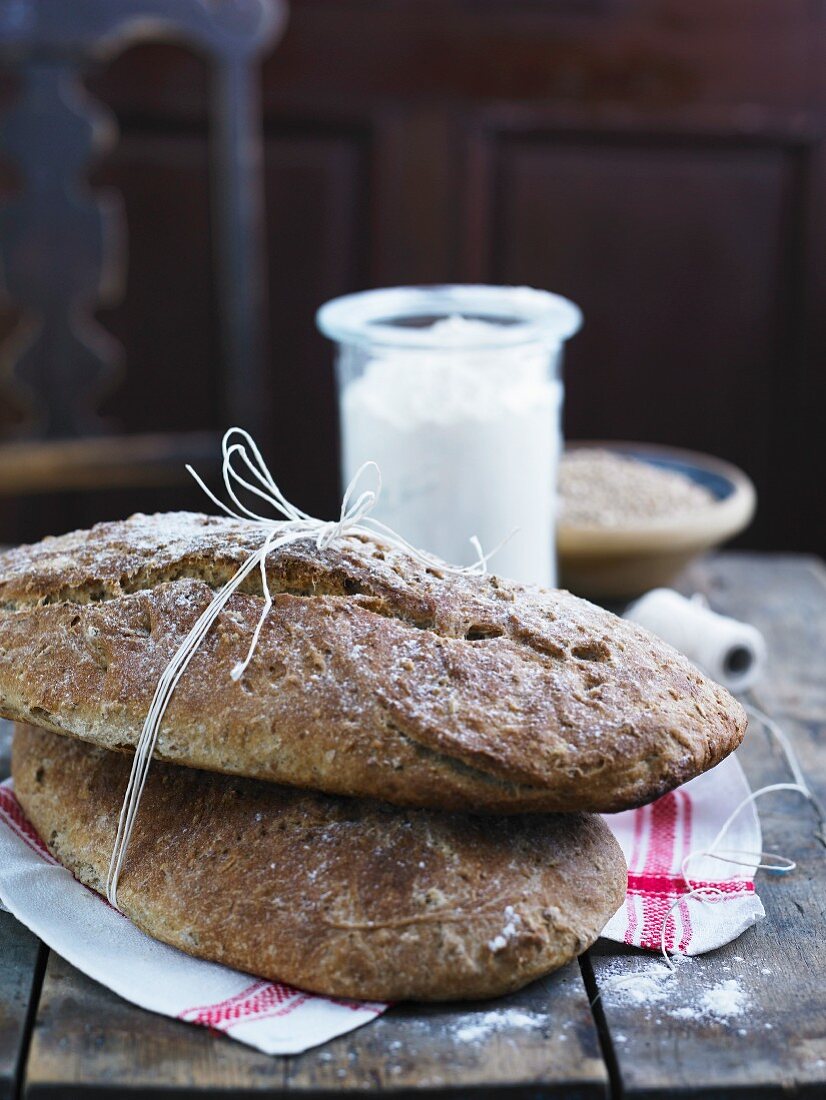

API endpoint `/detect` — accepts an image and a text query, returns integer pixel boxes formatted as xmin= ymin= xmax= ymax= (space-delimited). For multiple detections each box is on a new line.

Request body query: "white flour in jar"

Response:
xmin=339 ymin=316 xmax=562 ymax=586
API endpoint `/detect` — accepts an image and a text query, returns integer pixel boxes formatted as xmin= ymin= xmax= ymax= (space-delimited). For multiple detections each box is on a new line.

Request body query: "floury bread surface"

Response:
xmin=12 ymin=724 xmax=627 ymax=1002
xmin=0 ymin=513 xmax=746 ymax=812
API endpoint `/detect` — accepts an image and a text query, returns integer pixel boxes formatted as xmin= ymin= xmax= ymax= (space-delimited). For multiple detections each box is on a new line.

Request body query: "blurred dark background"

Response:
xmin=1 ymin=0 xmax=824 ymax=553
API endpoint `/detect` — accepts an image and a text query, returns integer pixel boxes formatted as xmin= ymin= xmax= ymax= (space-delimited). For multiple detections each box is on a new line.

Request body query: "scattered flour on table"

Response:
xmin=394 ymin=1006 xmax=547 ymax=1047
xmin=697 ymin=979 xmax=749 ymax=1020
xmin=599 ymin=961 xmax=750 ymax=1024
xmin=605 ymin=968 xmax=672 ymax=1006
xmin=452 ymin=1009 xmax=544 ymax=1044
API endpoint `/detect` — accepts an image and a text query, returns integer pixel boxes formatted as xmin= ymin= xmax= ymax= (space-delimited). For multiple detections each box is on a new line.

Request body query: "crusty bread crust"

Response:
xmin=12 ymin=724 xmax=627 ymax=1002
xmin=0 ymin=513 xmax=747 ymax=812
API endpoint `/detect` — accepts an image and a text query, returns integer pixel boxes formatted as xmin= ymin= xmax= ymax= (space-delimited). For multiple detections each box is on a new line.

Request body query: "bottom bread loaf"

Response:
xmin=12 ymin=723 xmax=626 ymax=1002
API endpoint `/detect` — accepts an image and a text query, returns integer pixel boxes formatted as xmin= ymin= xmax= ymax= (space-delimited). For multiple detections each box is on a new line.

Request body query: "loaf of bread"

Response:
xmin=0 ymin=513 xmax=747 ymax=812
xmin=12 ymin=723 xmax=626 ymax=1001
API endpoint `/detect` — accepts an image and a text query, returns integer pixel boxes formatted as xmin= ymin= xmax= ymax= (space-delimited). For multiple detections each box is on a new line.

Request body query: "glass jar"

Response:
xmin=316 ymin=284 xmax=582 ymax=587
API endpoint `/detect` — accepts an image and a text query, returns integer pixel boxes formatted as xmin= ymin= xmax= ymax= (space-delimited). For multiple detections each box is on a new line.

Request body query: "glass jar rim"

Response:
xmin=316 ymin=284 xmax=582 ymax=350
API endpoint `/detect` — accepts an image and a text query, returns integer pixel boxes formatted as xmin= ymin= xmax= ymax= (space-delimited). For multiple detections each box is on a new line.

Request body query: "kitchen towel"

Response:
xmin=601 ymin=751 xmax=764 ymax=954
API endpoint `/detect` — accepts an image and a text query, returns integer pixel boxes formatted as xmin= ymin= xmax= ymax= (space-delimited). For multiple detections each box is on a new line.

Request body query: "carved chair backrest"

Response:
xmin=0 ymin=0 xmax=287 ymax=440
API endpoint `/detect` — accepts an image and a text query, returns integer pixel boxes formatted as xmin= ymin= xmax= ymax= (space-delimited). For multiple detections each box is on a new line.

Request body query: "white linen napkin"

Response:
xmin=601 ymin=752 xmax=764 ymax=954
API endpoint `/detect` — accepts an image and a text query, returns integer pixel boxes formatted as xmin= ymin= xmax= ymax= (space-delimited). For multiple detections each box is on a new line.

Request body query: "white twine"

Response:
xmin=594 ymin=702 xmax=824 ymax=1006
xmin=106 ymin=427 xmax=501 ymax=907
xmin=657 ymin=701 xmax=825 ymax=972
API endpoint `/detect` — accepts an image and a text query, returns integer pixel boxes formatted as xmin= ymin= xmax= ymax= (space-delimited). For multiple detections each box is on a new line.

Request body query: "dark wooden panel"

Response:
xmin=0 ymin=74 xmax=26 ymax=437
xmin=589 ymin=552 xmax=826 ymax=1097
xmin=370 ymin=108 xmax=461 ymax=286
xmin=260 ymin=0 xmax=813 ymax=112
xmin=4 ymin=0 xmax=825 ymax=555
xmin=80 ymin=1 xmax=816 ymax=119
xmin=261 ymin=125 xmax=371 ymax=518
xmin=85 ymin=42 xmax=209 ymax=123
xmin=786 ymin=139 xmax=826 ymax=557
xmin=93 ymin=118 xmax=371 ymax=515
xmin=93 ymin=128 xmax=220 ymax=435
xmin=478 ymin=130 xmax=805 ymax=549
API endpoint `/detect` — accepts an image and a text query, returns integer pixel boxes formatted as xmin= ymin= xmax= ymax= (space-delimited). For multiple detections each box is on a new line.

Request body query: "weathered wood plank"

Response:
xmin=284 ymin=962 xmax=607 ymax=1098
xmin=0 ymin=912 xmax=44 ymax=1100
xmin=24 ymin=953 xmax=606 ymax=1098
xmin=24 ymin=952 xmax=288 ymax=1099
xmin=590 ymin=551 xmax=826 ymax=1098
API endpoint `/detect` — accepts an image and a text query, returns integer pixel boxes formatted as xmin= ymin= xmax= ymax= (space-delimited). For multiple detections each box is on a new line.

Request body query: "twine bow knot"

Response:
xmin=106 ymin=427 xmax=493 ymax=906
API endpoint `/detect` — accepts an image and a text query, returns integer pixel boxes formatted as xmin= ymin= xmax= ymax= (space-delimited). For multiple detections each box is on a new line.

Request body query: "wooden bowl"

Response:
xmin=556 ymin=442 xmax=756 ymax=601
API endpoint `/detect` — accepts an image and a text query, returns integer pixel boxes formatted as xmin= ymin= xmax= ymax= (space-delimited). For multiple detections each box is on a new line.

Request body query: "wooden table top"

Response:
xmin=1 ymin=551 xmax=824 ymax=1099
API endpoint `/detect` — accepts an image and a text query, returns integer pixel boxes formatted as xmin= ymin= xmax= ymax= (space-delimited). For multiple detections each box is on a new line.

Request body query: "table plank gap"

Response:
xmin=577 ymin=953 xmax=623 ymax=1100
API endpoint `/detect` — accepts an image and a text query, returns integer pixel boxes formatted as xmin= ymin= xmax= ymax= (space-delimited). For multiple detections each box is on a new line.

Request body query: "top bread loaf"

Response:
xmin=0 ymin=512 xmax=746 ymax=812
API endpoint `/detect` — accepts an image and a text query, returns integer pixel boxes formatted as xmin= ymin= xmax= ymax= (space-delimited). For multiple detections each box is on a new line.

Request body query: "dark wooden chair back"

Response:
xmin=0 ymin=0 xmax=287 ymax=495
